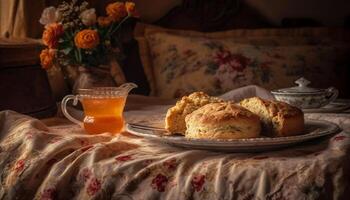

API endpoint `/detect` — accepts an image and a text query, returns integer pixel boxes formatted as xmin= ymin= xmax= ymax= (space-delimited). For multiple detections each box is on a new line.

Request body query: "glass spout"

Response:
xmin=119 ymin=82 xmax=138 ymax=95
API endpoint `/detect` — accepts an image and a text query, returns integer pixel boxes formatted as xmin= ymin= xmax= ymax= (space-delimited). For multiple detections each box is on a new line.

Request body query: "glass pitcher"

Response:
xmin=61 ymin=83 xmax=137 ymax=134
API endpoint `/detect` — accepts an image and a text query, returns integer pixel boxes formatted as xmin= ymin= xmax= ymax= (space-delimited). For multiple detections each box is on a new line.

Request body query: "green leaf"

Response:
xmin=74 ymin=49 xmax=79 ymax=64
xmin=61 ymin=47 xmax=73 ymax=55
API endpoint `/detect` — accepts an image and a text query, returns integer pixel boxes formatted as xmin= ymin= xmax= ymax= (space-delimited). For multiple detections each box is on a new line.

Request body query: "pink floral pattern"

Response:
xmin=79 ymin=168 xmax=92 ymax=182
xmin=39 ymin=188 xmax=56 ymax=200
xmin=13 ymin=159 xmax=25 ymax=173
xmin=214 ymin=50 xmax=250 ymax=72
xmin=145 ymin=32 xmax=350 ymax=98
xmin=0 ymin=111 xmax=350 ymax=199
xmin=86 ymin=178 xmax=101 ymax=196
xmin=163 ymin=158 xmax=177 ymax=170
xmin=191 ymin=175 xmax=206 ymax=192
xmin=151 ymin=173 xmax=168 ymax=192
xmin=115 ymin=155 xmax=133 ymax=162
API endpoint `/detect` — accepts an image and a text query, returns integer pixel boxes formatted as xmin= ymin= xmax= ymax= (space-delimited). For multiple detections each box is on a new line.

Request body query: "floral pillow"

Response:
xmin=142 ymin=32 xmax=349 ymax=99
xmin=135 ymin=24 xmax=348 ymax=96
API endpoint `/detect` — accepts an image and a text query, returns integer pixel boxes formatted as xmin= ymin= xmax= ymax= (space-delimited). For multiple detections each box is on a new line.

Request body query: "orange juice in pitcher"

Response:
xmin=82 ymin=97 xmax=126 ymax=134
xmin=61 ymin=83 xmax=137 ymax=134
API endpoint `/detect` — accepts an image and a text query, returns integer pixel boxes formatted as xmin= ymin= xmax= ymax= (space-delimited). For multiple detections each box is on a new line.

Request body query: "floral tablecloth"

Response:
xmin=0 ymin=106 xmax=350 ymax=200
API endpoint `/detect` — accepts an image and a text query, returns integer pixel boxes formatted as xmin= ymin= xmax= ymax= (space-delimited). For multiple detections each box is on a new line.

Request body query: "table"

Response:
xmin=0 ymin=37 xmax=56 ymax=118
xmin=0 ymin=98 xmax=349 ymax=200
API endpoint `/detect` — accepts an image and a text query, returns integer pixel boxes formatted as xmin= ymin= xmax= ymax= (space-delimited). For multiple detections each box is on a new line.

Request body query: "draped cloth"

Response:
xmin=0 ymin=0 xmax=45 ymax=38
xmin=0 ymin=88 xmax=350 ymax=199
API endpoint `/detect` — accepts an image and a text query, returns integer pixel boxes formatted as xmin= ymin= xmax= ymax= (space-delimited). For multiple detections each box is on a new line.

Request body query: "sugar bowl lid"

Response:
xmin=272 ymin=77 xmax=326 ymax=94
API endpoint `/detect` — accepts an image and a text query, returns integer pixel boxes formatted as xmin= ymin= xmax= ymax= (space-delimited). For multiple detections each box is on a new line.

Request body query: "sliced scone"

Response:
xmin=239 ymin=97 xmax=304 ymax=137
xmin=185 ymin=102 xmax=261 ymax=139
xmin=165 ymin=92 xmax=223 ymax=135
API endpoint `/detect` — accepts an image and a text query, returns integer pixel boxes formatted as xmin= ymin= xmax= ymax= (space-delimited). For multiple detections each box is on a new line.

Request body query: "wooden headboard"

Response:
xmin=121 ymin=0 xmax=278 ymax=95
xmin=120 ymin=0 xmax=327 ymax=95
xmin=154 ymin=0 xmax=273 ymax=31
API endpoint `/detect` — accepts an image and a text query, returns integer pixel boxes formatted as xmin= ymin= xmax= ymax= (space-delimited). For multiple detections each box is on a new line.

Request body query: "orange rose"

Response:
xmin=106 ymin=2 xmax=127 ymax=22
xmin=97 ymin=16 xmax=113 ymax=27
xmin=42 ymin=23 xmax=63 ymax=48
xmin=40 ymin=48 xmax=56 ymax=69
xmin=125 ymin=2 xmax=139 ymax=17
xmin=74 ymin=29 xmax=100 ymax=49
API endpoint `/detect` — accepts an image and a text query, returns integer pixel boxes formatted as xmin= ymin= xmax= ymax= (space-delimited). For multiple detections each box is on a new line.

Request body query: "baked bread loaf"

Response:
xmin=165 ymin=92 xmax=223 ymax=134
xmin=239 ymin=97 xmax=304 ymax=137
xmin=185 ymin=102 xmax=261 ymax=139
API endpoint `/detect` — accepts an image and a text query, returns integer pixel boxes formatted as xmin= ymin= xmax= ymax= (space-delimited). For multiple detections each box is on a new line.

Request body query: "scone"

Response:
xmin=165 ymin=92 xmax=223 ymax=134
xmin=239 ymin=97 xmax=304 ymax=137
xmin=185 ymin=102 xmax=261 ymax=139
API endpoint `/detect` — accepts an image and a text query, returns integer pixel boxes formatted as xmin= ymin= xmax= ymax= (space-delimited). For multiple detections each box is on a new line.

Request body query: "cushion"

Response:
xmin=135 ymin=23 xmax=350 ymax=98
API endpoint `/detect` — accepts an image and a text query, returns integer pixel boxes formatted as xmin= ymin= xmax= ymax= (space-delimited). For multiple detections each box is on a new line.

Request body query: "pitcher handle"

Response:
xmin=61 ymin=95 xmax=83 ymax=126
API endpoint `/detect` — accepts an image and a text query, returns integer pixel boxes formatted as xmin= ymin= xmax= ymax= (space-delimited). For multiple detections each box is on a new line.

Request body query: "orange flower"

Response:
xmin=97 ymin=16 xmax=113 ymax=27
xmin=40 ymin=48 xmax=56 ymax=69
xmin=74 ymin=29 xmax=100 ymax=49
xmin=125 ymin=2 xmax=139 ymax=17
xmin=42 ymin=23 xmax=63 ymax=48
xmin=106 ymin=2 xmax=127 ymax=22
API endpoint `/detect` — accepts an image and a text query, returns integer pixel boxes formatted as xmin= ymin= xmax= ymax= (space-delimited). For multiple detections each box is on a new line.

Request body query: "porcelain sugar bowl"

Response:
xmin=271 ymin=77 xmax=338 ymax=109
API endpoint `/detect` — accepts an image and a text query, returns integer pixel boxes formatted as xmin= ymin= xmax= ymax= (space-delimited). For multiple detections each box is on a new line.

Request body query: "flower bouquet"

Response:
xmin=39 ymin=0 xmax=138 ymax=92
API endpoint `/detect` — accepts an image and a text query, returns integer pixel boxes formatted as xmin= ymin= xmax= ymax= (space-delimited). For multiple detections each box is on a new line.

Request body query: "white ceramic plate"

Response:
xmin=302 ymin=100 xmax=350 ymax=113
xmin=126 ymin=120 xmax=340 ymax=152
